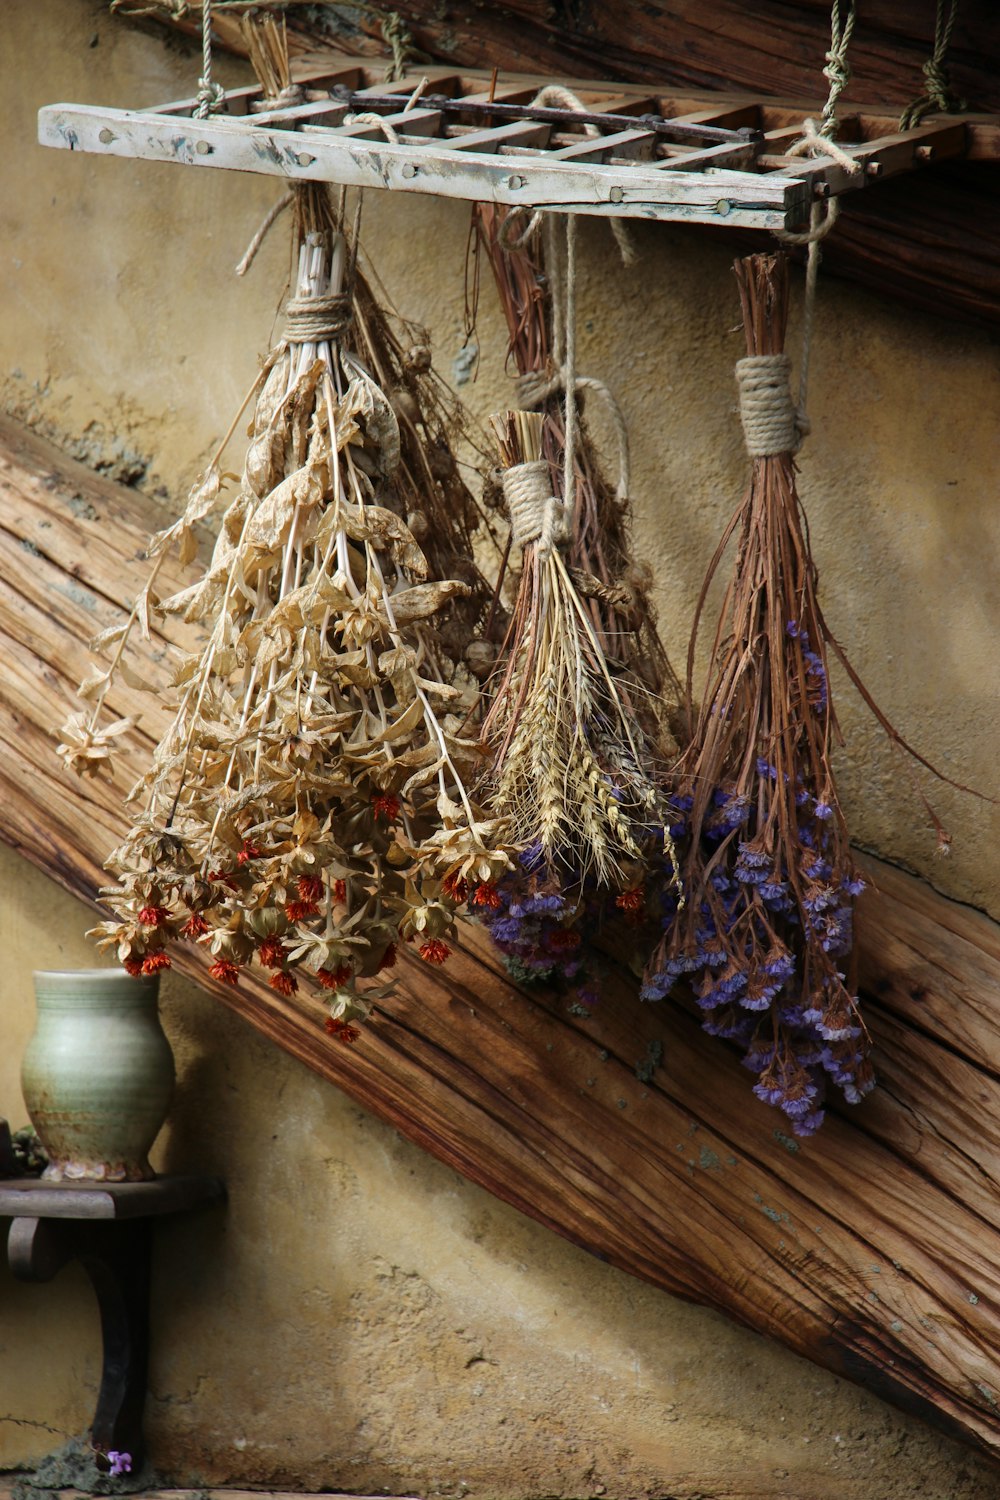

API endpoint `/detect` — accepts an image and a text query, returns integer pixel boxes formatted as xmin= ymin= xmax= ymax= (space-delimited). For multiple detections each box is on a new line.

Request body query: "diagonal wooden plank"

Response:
xmin=2 ymin=414 xmax=1000 ymax=1460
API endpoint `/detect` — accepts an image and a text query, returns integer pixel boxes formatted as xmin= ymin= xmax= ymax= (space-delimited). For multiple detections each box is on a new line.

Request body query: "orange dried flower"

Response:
xmin=546 ymin=928 xmax=581 ymax=953
xmin=208 ymin=869 xmax=241 ymax=892
xmin=332 ymin=879 xmax=346 ymax=904
xmin=615 ymin=886 xmax=645 ymax=913
xmin=122 ymin=957 xmax=144 ymax=977
xmin=270 ymin=971 xmax=298 ymax=997
xmin=419 ymin=938 xmax=450 ymax=965
xmin=471 ymin=882 xmax=502 ymax=909
xmin=376 ymin=942 xmax=398 ymax=974
xmin=258 ymin=937 xmax=287 ymax=969
xmin=372 ymin=792 xmax=400 ymax=822
xmin=237 ymin=839 xmax=261 ymax=865
xmin=141 ymin=952 xmax=172 ymax=974
xmin=325 ymin=1016 xmax=361 ymax=1044
xmin=138 ymin=905 xmax=171 ymax=928
xmin=208 ymin=959 xmax=240 ymax=986
xmin=180 ymin=913 xmax=209 ymax=939
xmin=316 ymin=964 xmax=351 ymax=990
xmin=285 ymin=899 xmax=319 ymax=922
xmin=442 ymin=872 xmax=469 ymax=903
xmin=297 ymin=874 xmax=324 ymax=903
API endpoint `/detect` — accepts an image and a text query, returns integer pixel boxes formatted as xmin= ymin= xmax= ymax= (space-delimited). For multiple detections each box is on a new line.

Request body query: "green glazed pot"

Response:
xmin=21 ymin=970 xmax=175 ymax=1182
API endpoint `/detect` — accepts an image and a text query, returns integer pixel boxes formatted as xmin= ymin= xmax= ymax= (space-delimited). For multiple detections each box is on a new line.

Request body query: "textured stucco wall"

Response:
xmin=3 ymin=3 xmax=1000 ymax=1498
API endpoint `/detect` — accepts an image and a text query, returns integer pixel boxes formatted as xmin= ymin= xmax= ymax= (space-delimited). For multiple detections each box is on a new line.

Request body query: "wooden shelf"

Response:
xmin=37 ymin=60 xmax=993 ymax=232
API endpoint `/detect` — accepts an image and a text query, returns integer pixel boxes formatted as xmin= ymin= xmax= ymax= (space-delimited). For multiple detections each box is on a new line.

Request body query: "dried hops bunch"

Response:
xmin=77 ymin=214 xmax=509 ymax=1033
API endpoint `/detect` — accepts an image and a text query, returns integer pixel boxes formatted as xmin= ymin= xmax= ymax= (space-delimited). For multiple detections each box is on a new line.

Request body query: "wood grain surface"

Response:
xmin=2 ymin=414 xmax=1000 ymax=1459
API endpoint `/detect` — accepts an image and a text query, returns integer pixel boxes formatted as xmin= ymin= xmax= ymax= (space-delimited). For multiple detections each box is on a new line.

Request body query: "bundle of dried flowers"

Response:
xmin=66 ymin=198 xmax=509 ymax=1034
xmin=470 ymin=203 xmax=682 ymax=745
xmin=484 ymin=406 xmax=666 ymax=890
xmin=643 ymin=250 xmax=961 ymax=1135
xmin=466 ymin=208 xmax=682 ymax=982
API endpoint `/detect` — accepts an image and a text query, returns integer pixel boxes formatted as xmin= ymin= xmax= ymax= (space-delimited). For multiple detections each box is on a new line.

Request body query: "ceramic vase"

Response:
xmin=21 ymin=969 xmax=175 ymax=1182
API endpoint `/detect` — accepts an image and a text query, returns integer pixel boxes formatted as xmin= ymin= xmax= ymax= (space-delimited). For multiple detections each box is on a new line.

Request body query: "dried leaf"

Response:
xmin=382 ymin=580 xmax=471 ymax=626
xmin=88 ymin=622 xmax=129 ymax=655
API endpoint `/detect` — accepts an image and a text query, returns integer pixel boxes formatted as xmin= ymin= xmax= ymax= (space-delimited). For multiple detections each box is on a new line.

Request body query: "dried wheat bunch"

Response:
xmin=470 ymin=203 xmax=682 ymax=745
xmin=482 ymin=408 xmax=669 ymax=891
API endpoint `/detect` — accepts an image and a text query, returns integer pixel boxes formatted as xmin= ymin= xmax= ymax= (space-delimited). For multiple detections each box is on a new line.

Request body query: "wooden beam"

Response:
xmin=37 ymin=101 xmax=807 ymax=231
xmin=109 ymin=15 xmax=999 ymax=330
xmin=3 ymin=414 xmax=1000 ymax=1459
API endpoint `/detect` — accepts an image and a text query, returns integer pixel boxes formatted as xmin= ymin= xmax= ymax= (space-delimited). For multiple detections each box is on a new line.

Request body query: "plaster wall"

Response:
xmin=2 ymin=4 xmax=999 ymax=1498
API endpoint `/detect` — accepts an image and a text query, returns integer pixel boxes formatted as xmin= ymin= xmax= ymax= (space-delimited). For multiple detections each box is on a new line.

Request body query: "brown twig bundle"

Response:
xmin=644 ymin=250 xmax=962 ymax=1134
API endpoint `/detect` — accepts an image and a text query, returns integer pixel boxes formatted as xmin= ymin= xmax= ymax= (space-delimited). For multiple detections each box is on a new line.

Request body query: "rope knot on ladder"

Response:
xmin=283 ymin=292 xmax=352 ymax=345
xmin=502 ymin=459 xmax=568 ymax=559
xmin=735 ymin=354 xmax=808 ymax=456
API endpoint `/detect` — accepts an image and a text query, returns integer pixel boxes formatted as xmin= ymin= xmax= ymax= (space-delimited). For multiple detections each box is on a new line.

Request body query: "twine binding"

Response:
xmin=283 ymin=292 xmax=352 ymax=345
xmin=736 ymin=353 xmax=806 ymax=456
xmin=502 ymin=460 xmax=568 ymax=558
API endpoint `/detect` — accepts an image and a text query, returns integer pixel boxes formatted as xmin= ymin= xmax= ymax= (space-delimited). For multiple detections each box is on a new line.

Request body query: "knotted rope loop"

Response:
xmin=784 ymin=117 xmax=860 ymax=175
xmin=736 ymin=354 xmax=807 ymax=457
xmin=502 ymin=460 xmax=568 ymax=559
xmin=819 ymin=0 xmax=857 ymax=138
xmin=252 ymin=83 xmax=307 ymax=111
xmin=514 ymin=369 xmax=632 ymax=502
xmin=283 ymin=292 xmax=352 ymax=345
xmin=900 ymin=0 xmax=966 ymax=130
xmin=346 ymin=111 xmax=400 ymax=143
xmin=194 ymin=0 xmax=225 ymax=120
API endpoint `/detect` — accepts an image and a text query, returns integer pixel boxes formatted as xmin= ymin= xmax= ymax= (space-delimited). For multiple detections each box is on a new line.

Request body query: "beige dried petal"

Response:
xmin=57 ymin=712 xmax=136 ymax=779
xmin=382 ymin=580 xmax=470 ymax=627
xmin=337 ymin=502 xmax=427 ymax=581
xmin=88 ymin=621 xmax=129 ymax=655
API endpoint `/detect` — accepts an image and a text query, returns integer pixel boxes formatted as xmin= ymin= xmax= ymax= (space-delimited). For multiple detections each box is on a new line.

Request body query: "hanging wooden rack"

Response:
xmin=37 ymin=59 xmax=992 ymax=232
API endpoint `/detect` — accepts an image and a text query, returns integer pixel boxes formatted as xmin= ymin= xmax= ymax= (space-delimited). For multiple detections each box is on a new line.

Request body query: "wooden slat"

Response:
xmin=4 ymin=416 xmax=1000 ymax=1458
xmin=438 ymin=120 xmax=552 ymax=152
xmin=551 ymin=128 xmax=657 ymax=162
xmin=37 ymin=103 xmax=807 ymax=230
xmin=654 ymin=138 xmax=762 ymax=172
xmin=245 ymin=100 xmax=352 ymax=129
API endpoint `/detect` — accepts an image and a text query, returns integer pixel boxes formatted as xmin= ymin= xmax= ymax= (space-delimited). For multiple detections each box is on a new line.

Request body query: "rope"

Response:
xmin=819 ymin=0 xmax=857 ymax=140
xmin=515 ymin=371 xmax=631 ymax=502
xmin=768 ymin=1 xmax=861 ymax=439
xmin=900 ymin=0 xmax=966 ymax=130
xmin=785 ymin=116 xmax=859 ymax=173
xmin=251 ymin=83 xmax=307 ymax=112
xmin=501 ymin=460 xmax=568 ymax=559
xmin=509 ymin=215 xmax=631 ymax=501
xmin=496 ymin=88 xmax=636 ymax=264
xmin=235 ymin=190 xmax=294 ymax=276
xmin=347 ymin=111 xmax=400 ymax=143
xmin=283 ymin=292 xmax=352 ymax=345
xmin=381 ymin=10 xmax=413 ymax=83
xmin=735 ymin=354 xmax=807 ymax=457
xmin=563 ymin=215 xmax=578 ymax=521
xmin=194 ymin=0 xmax=225 ymax=119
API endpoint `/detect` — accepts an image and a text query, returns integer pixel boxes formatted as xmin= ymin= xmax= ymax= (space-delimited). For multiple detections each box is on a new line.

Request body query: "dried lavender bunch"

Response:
xmin=72 ymin=211 xmax=508 ymax=1035
xmin=644 ymin=252 xmax=871 ymax=1135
